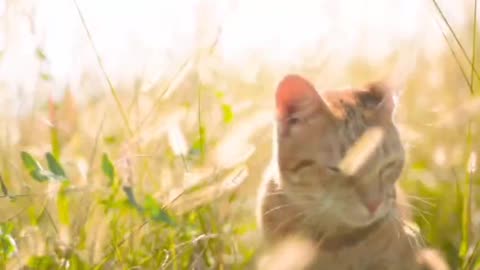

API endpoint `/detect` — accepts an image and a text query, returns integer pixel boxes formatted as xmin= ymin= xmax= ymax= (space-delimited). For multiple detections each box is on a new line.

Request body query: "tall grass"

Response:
xmin=0 ymin=1 xmax=479 ymax=270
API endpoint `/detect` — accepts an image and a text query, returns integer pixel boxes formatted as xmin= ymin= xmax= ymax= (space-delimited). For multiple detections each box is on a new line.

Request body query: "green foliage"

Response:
xmin=0 ymin=223 xmax=17 ymax=261
xmin=143 ymin=195 xmax=175 ymax=226
xmin=49 ymin=124 xmax=61 ymax=159
xmin=101 ymin=153 xmax=115 ymax=186
xmin=122 ymin=186 xmax=141 ymax=210
xmin=27 ymin=255 xmax=59 ymax=269
xmin=57 ymin=182 xmax=71 ymax=225
xmin=35 ymin=48 xmax=47 ymax=61
xmin=21 ymin=151 xmax=51 ymax=182
xmin=45 ymin=153 xmax=66 ymax=179
xmin=221 ymin=103 xmax=234 ymax=124
xmin=189 ymin=125 xmax=207 ymax=160
xmin=20 ymin=151 xmax=68 ymax=182
xmin=40 ymin=73 xmax=52 ymax=81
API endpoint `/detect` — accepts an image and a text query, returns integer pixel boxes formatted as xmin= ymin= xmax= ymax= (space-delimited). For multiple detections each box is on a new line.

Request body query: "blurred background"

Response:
xmin=0 ymin=0 xmax=479 ymax=269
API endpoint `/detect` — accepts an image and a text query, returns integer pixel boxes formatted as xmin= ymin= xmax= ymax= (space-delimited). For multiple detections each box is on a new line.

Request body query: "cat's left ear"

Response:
xmin=275 ymin=74 xmax=329 ymax=120
xmin=360 ymin=81 xmax=398 ymax=120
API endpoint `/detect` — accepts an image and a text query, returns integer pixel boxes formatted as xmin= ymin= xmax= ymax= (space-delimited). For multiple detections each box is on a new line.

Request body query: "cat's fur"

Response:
xmin=256 ymin=74 xmax=449 ymax=270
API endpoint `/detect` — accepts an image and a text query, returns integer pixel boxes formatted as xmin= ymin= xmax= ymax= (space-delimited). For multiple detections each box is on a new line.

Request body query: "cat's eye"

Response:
xmin=327 ymin=166 xmax=341 ymax=174
xmin=383 ymin=161 xmax=398 ymax=171
xmin=287 ymin=116 xmax=301 ymax=125
xmin=379 ymin=160 xmax=402 ymax=182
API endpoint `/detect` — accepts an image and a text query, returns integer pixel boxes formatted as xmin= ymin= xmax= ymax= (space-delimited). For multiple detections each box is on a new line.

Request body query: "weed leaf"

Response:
xmin=45 ymin=152 xmax=67 ymax=179
xmin=20 ymin=151 xmax=42 ymax=173
xmin=122 ymin=186 xmax=142 ymax=211
xmin=101 ymin=153 xmax=115 ymax=186
xmin=143 ymin=195 xmax=175 ymax=226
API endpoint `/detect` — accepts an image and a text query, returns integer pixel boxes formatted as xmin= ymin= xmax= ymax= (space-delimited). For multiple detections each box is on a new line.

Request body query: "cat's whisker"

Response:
xmin=261 ymin=192 xmax=332 ymax=218
xmin=392 ymin=213 xmax=412 ymax=242
xmin=299 ymin=205 xmax=331 ymax=239
xmin=262 ymin=203 xmax=296 ymax=216
xmin=404 ymin=195 xmax=435 ymax=206
xmin=397 ymin=202 xmax=433 ymax=229
xmin=397 ymin=202 xmax=433 ymax=217
xmin=392 ymin=216 xmax=416 ymax=251
xmin=394 ymin=215 xmax=427 ymax=251
xmin=416 ymin=212 xmax=432 ymax=230
xmin=391 ymin=215 xmax=402 ymax=240
xmin=271 ymin=210 xmax=306 ymax=236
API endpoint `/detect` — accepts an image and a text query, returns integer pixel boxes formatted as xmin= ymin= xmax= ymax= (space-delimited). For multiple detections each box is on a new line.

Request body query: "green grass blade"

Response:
xmin=101 ymin=153 xmax=115 ymax=186
xmin=45 ymin=152 xmax=67 ymax=179
xmin=20 ymin=151 xmax=42 ymax=173
xmin=0 ymin=174 xmax=8 ymax=197
xmin=470 ymin=0 xmax=478 ymax=95
xmin=49 ymin=96 xmax=61 ymax=159
xmin=432 ymin=0 xmax=480 ymax=85
xmin=459 ymin=123 xmax=473 ymax=265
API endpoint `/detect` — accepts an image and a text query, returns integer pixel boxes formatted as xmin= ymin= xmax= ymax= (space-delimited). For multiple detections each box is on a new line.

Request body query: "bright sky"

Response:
xmin=0 ymin=0 xmax=471 ymax=114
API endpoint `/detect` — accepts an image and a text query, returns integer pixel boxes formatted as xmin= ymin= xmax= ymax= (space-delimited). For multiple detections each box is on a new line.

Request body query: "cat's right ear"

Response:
xmin=275 ymin=74 xmax=328 ymax=120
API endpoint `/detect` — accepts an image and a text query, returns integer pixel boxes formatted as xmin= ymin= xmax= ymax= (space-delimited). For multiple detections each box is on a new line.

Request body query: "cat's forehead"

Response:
xmin=321 ymin=88 xmax=385 ymax=120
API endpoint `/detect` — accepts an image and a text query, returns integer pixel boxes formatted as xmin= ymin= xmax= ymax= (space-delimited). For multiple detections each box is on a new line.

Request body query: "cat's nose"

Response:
xmin=365 ymin=200 xmax=382 ymax=214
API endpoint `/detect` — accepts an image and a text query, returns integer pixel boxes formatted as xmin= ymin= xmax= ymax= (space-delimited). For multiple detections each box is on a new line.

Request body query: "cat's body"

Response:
xmin=256 ymin=74 xmax=448 ymax=270
xmin=258 ymin=178 xmax=421 ymax=270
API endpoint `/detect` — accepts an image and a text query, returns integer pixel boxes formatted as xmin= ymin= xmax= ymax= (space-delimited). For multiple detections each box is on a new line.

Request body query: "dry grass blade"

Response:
xmin=338 ymin=127 xmax=384 ymax=177
xmin=87 ymin=111 xmax=106 ymax=179
xmin=431 ymin=0 xmax=480 ymax=88
xmin=433 ymin=16 xmax=472 ymax=91
xmin=470 ymin=0 xmax=478 ymax=92
xmin=137 ymin=26 xmax=223 ymax=133
xmin=72 ymin=0 xmax=133 ymax=136
xmin=0 ymin=174 xmax=8 ymax=197
xmin=465 ymin=240 xmax=480 ymax=270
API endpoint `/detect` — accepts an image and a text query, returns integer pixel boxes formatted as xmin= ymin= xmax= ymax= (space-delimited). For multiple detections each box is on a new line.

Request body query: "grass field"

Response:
xmin=1 ymin=0 xmax=480 ymax=269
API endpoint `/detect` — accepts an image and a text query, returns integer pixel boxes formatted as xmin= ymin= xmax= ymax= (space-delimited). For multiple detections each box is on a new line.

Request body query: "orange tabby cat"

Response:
xmin=256 ymin=74 xmax=449 ymax=270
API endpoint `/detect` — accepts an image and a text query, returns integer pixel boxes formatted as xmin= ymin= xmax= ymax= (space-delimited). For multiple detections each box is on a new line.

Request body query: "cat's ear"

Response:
xmin=360 ymin=81 xmax=397 ymax=120
xmin=275 ymin=74 xmax=328 ymax=119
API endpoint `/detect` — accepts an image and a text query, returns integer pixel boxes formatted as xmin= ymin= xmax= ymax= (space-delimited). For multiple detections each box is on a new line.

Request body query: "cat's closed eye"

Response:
xmin=287 ymin=116 xmax=301 ymax=125
xmin=326 ymin=166 xmax=341 ymax=174
xmin=291 ymin=159 xmax=315 ymax=172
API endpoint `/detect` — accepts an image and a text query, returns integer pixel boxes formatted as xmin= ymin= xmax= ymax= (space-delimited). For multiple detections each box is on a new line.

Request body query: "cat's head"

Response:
xmin=275 ymin=74 xmax=404 ymax=229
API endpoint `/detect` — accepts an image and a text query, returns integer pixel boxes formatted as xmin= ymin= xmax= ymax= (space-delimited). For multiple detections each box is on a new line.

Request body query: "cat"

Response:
xmin=256 ymin=74 xmax=449 ymax=270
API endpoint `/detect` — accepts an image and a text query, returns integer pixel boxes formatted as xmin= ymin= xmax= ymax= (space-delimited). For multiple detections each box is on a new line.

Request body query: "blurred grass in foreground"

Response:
xmin=1 ymin=1 xmax=480 ymax=270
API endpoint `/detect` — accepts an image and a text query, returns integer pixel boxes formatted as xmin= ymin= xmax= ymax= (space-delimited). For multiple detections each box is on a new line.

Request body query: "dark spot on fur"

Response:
xmin=357 ymin=91 xmax=383 ymax=109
